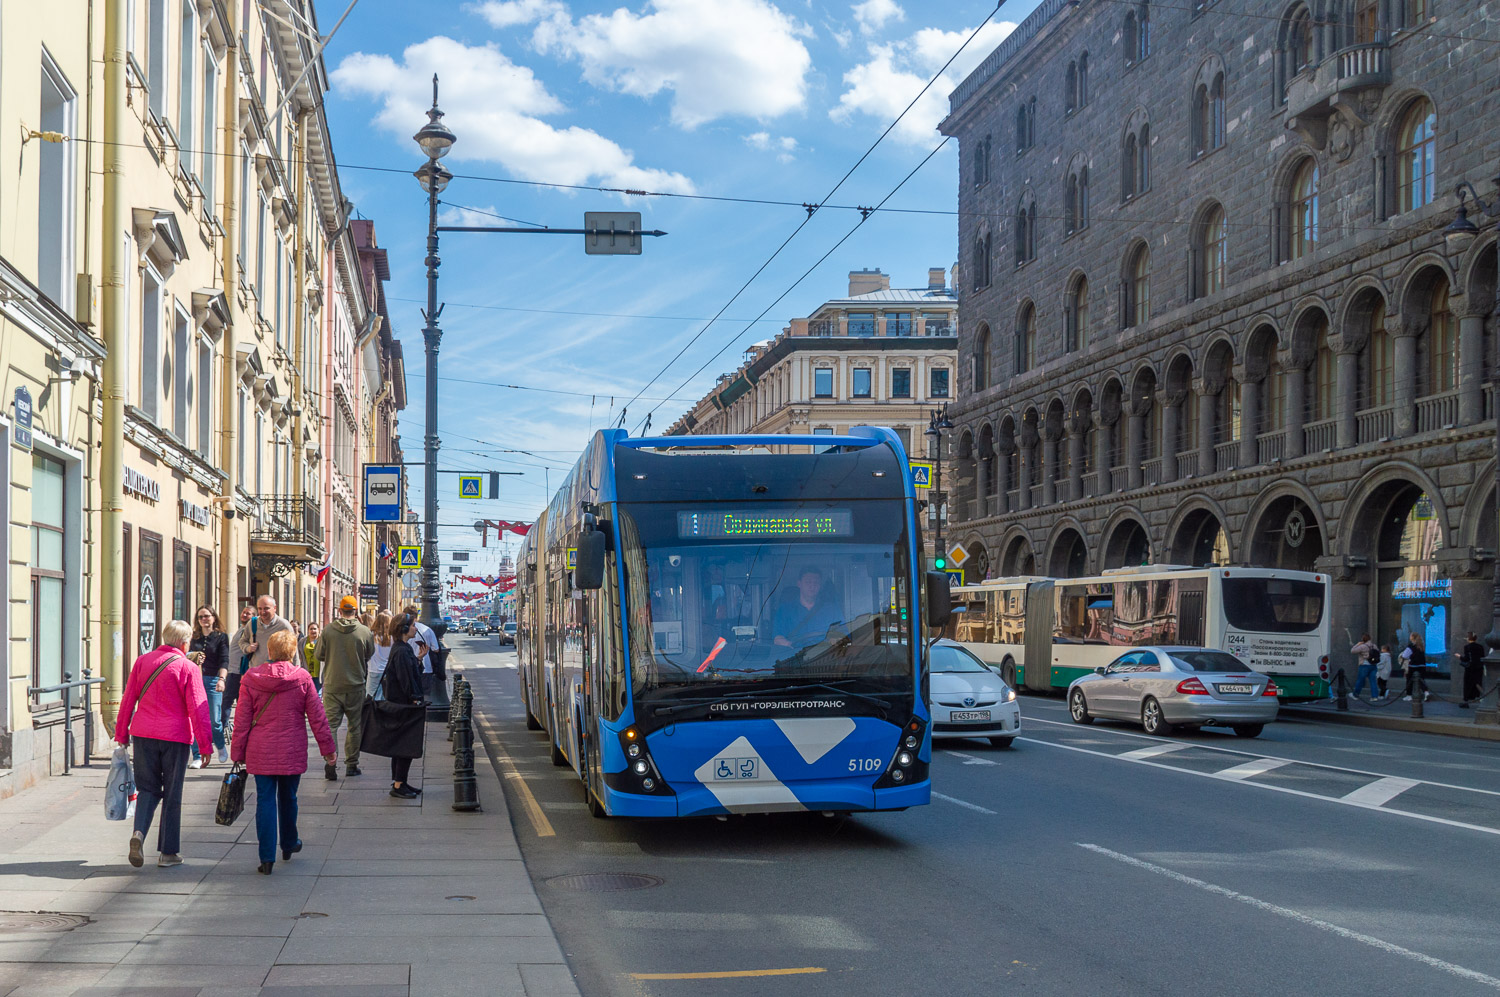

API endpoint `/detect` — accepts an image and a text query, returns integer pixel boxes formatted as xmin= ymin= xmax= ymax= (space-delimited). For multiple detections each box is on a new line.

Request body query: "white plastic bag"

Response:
xmin=104 ymin=746 xmax=136 ymax=821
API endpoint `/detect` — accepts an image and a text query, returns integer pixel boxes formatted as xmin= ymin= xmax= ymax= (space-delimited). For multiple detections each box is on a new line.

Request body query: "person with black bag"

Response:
xmin=231 ymin=631 xmax=336 ymax=874
xmin=1457 ymin=631 xmax=1487 ymax=708
xmin=364 ymin=612 xmax=427 ymax=798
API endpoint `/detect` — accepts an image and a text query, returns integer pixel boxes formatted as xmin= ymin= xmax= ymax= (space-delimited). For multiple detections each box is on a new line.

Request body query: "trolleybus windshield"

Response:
xmin=617 ymin=500 xmax=913 ymax=703
xmin=1221 ymin=577 xmax=1325 ymax=633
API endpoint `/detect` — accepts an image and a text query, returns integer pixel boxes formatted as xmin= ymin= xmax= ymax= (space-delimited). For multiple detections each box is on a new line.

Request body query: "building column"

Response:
xmin=1335 ymin=349 xmax=1359 ymax=448
xmin=1458 ymin=306 xmax=1486 ymax=425
xmin=1239 ymin=375 xmax=1261 ymax=467
xmin=1194 ymin=378 xmax=1216 ymax=474
xmin=1283 ymin=359 xmax=1306 ymax=460
xmin=1393 ymin=323 xmax=1419 ymax=437
xmin=1018 ymin=423 xmax=1037 ymax=510
xmin=1041 ymin=433 xmax=1058 ymax=506
xmin=1126 ymin=406 xmax=1144 ymax=490
xmin=1093 ymin=412 xmax=1112 ymax=495
xmin=994 ymin=444 xmax=1009 ymax=516
xmin=1159 ymin=389 xmax=1179 ymax=482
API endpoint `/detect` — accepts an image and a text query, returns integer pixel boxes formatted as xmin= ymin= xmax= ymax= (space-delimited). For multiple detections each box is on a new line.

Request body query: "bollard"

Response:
xmin=452 ymin=680 xmax=481 ymax=812
xmin=1335 ymin=669 xmax=1349 ymax=712
xmin=448 ymin=670 xmax=462 ymax=746
xmin=1411 ymin=670 xmax=1426 ymax=719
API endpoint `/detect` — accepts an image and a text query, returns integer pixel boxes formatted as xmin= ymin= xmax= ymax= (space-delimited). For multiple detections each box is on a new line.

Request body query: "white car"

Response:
xmin=928 ymin=639 xmax=1021 ymax=747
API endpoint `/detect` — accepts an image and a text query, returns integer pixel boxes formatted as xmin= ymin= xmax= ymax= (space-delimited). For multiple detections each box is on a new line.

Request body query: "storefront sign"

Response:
xmin=359 ymin=583 xmax=379 ymax=599
xmin=124 ymin=466 xmax=160 ymax=502
xmin=12 ymin=387 xmax=33 ymax=452
xmin=180 ymin=499 xmax=212 ymax=528
xmin=138 ymin=574 xmax=157 ymax=655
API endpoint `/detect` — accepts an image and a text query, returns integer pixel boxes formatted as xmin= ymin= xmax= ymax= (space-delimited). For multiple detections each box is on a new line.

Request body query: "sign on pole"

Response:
xmin=363 ymin=464 xmax=402 ymax=522
xmin=948 ymin=542 xmax=970 ymax=569
xmin=944 ymin=568 xmax=965 ymax=587
xmin=909 ymin=460 xmax=932 ymax=490
xmin=12 ymin=387 xmax=32 ymax=452
xmin=397 ymin=546 xmax=421 ymax=571
xmin=459 ymin=475 xmax=482 ymax=499
xmin=583 ymin=212 xmax=643 ymax=255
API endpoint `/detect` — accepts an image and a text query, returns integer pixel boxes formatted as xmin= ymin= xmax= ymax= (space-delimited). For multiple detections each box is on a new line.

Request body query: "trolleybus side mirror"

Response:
xmin=925 ymin=571 xmax=952 ymax=628
xmin=575 ymin=530 xmax=607 ymax=590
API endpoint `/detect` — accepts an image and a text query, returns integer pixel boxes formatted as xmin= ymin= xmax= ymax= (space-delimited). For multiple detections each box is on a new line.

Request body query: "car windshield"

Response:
xmin=1169 ymin=650 xmax=1252 ymax=673
xmin=1221 ymin=578 xmax=1325 ymax=634
xmin=617 ymin=500 xmax=913 ymax=699
xmin=929 ymin=645 xmax=992 ymax=674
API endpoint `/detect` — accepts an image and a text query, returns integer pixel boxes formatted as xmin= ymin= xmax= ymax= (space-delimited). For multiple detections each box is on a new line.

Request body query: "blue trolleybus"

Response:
xmin=514 ymin=426 xmax=951 ymax=818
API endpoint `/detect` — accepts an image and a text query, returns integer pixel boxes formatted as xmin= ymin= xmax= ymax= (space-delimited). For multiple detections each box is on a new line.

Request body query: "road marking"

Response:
xmin=1213 ymin=757 xmax=1292 ymax=781
xmin=629 ymin=967 xmax=826 ymax=980
xmin=473 ymin=717 xmax=555 ymax=838
xmin=1016 ymin=737 xmax=1500 ymax=837
xmin=1077 ymin=843 xmax=1500 ymax=991
xmin=1119 ymin=742 xmax=1190 ymax=760
xmin=1342 ymin=776 xmax=1420 ymax=806
xmin=932 ymin=792 xmax=998 ymax=815
xmin=942 ymin=750 xmax=998 ymax=766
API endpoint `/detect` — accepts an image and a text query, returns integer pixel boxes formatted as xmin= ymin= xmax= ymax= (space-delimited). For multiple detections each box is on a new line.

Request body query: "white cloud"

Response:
xmin=852 ymin=0 xmax=904 ymax=35
xmin=831 ymin=20 xmax=1014 ymax=145
xmin=331 ymin=36 xmax=694 ymax=193
xmin=469 ymin=0 xmax=565 ymax=28
xmin=746 ymin=131 xmax=797 ymax=162
xmin=528 ymin=0 xmax=814 ymax=129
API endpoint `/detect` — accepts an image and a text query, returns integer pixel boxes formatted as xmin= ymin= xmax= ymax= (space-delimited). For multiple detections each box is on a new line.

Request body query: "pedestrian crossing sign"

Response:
xmin=397 ymin=546 xmax=421 ymax=570
xmin=459 ymin=475 xmax=482 ymax=498
xmin=945 ymin=568 xmax=965 ymax=586
xmin=909 ymin=460 xmax=933 ymax=489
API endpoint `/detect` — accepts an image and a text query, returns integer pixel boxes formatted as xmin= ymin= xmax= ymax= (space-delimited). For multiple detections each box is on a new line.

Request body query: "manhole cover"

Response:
xmin=0 ymin=912 xmax=90 ymax=933
xmin=295 ymin=912 xmax=328 ymax=919
xmin=546 ymin=873 xmax=663 ymax=893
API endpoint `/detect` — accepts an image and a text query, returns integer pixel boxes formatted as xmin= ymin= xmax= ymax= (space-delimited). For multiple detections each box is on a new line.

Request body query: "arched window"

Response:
xmin=1078 ymin=53 xmax=1089 ymax=108
xmin=1367 ymin=309 xmax=1393 ymax=407
xmin=1067 ymin=277 xmax=1090 ymax=352
xmin=1065 ymin=166 xmax=1089 ymax=235
xmin=973 ymin=144 xmax=985 ymax=188
xmin=1017 ymin=305 xmax=1037 ymax=374
xmin=1429 ymin=282 xmax=1455 ymax=394
xmin=1290 ymin=158 xmax=1319 ymax=260
xmin=1397 ymin=98 xmax=1437 ymax=213
xmin=1127 ymin=244 xmax=1151 ymax=328
xmin=1311 ymin=314 xmax=1335 ymax=421
xmin=1208 ymin=73 xmax=1225 ymax=150
xmin=973 ymin=325 xmax=991 ymax=392
xmin=1291 ymin=6 xmax=1314 ymax=73
xmin=1122 ymin=121 xmax=1149 ymax=200
xmin=1354 ymin=0 xmax=1381 ymax=43
xmin=1066 ymin=61 xmax=1078 ymax=114
xmin=1015 ymin=199 xmax=1036 ymax=266
xmin=973 ymin=232 xmax=992 ymax=290
xmin=1123 ymin=134 xmax=1138 ymax=199
xmin=1138 ymin=124 xmax=1151 ymax=191
xmin=1125 ymin=3 xmax=1151 ymax=64
xmin=1015 ymin=104 xmax=1029 ymax=153
xmin=1194 ymin=203 xmax=1227 ymax=298
xmin=1066 ymin=175 xmax=1078 ymax=236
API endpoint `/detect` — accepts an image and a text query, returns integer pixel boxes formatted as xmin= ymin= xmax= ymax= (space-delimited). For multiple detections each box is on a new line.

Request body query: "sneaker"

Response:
xmin=324 ymin=762 xmax=338 ymax=782
xmin=390 ymin=785 xmax=419 ymax=799
xmin=157 ymin=853 xmax=183 ymax=868
xmin=217 ymin=747 xmax=230 ymax=764
xmin=188 ymin=758 xmax=204 ymax=770
xmin=346 ymin=764 xmax=362 ymax=777
xmin=1402 ymin=695 xmax=1412 ymax=701
xmin=128 ymin=831 xmax=145 ymax=868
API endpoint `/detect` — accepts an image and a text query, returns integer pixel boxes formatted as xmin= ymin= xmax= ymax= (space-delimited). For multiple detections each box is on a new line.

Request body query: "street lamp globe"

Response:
xmin=414 ymin=160 xmax=452 ymax=195
xmin=1445 ymin=200 xmax=1480 ymax=252
xmin=414 ymin=109 xmax=456 ymax=160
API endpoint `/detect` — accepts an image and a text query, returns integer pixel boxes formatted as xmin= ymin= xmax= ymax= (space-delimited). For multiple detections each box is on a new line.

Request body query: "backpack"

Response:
xmin=1367 ymin=644 xmax=1379 ymax=665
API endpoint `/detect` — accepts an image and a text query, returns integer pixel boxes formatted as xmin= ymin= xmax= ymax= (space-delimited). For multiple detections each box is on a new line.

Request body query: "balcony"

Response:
xmin=1416 ymin=389 xmax=1460 ymax=433
xmin=1357 ymin=404 xmax=1395 ymax=443
xmin=1110 ymin=467 xmax=1128 ymax=492
xmin=1141 ymin=458 xmax=1162 ymax=487
xmin=1286 ymin=43 xmax=1390 ymax=126
xmin=924 ymin=321 xmax=953 ymax=337
xmin=1214 ymin=441 xmax=1238 ymax=473
xmin=808 ymin=320 xmax=836 ymax=337
xmin=1256 ymin=431 xmax=1285 ymax=465
xmin=1303 ymin=418 xmax=1337 ymax=454
xmin=250 ymin=495 xmax=324 ymax=557
xmin=1176 ymin=450 xmax=1199 ymax=478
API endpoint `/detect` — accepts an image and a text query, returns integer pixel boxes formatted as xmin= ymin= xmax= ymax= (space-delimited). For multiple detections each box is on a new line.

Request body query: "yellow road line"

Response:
xmin=629 ymin=968 xmax=826 ymax=980
xmin=474 ymin=716 xmax=555 ymax=838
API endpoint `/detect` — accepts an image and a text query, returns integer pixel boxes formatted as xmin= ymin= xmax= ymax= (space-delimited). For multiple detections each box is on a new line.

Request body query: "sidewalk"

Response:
xmin=1280 ymin=691 xmax=1500 ymax=742
xmin=0 ymin=707 xmax=581 ymax=996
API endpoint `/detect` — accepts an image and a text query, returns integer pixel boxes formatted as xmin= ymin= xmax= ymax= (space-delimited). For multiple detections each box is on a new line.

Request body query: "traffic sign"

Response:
xmin=584 ymin=212 xmax=643 ymax=255
xmin=909 ymin=460 xmax=932 ymax=489
xmin=12 ymin=387 xmax=32 ymax=452
xmin=566 ymin=548 xmax=577 ymax=570
xmin=397 ymin=546 xmax=421 ymax=570
xmin=948 ymin=542 xmax=970 ymax=568
xmin=363 ymin=464 xmax=402 ymax=522
xmin=944 ymin=568 xmax=965 ymax=586
xmin=459 ymin=475 xmax=482 ymax=498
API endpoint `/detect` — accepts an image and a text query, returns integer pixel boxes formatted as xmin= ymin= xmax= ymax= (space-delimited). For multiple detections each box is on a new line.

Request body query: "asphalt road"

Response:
xmin=446 ymin=635 xmax=1500 ymax=997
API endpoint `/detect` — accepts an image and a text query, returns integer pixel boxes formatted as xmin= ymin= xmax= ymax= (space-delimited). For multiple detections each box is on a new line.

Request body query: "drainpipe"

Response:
xmin=292 ymin=109 xmax=308 ymax=621
xmin=218 ymin=0 xmax=241 ymax=627
xmin=99 ymin=0 xmax=127 ymax=723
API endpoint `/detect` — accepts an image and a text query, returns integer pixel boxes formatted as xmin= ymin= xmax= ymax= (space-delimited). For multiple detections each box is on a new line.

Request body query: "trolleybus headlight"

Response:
xmin=633 ymin=760 xmax=649 ymax=775
xmin=642 ymin=777 xmax=655 ymax=791
xmin=897 ymin=751 xmax=913 ymax=767
xmin=627 ymin=743 xmax=641 ymax=758
xmin=890 ymin=769 xmax=905 ymax=782
xmin=903 ymin=734 xmax=918 ymax=749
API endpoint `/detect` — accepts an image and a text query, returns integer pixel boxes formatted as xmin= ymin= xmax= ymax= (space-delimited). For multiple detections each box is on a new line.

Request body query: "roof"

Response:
xmin=819 ymin=287 xmax=957 ymax=308
xmin=944 ymin=0 xmax=1074 ymax=126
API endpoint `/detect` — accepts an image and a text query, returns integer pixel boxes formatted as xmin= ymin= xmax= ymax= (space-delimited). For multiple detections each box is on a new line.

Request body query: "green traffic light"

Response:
xmin=934 ymin=556 xmax=946 ymax=570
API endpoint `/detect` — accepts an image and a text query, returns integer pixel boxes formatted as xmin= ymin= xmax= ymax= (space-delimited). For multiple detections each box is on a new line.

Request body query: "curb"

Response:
xmin=1279 ymin=706 xmax=1500 ymax=742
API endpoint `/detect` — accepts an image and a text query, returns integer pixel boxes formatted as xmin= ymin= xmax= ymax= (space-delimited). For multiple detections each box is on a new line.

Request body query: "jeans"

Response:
xmin=133 ymin=736 xmax=190 ymax=854
xmin=192 ymin=677 xmax=226 ymax=759
xmin=1353 ymin=662 xmax=1379 ymax=698
xmin=253 ymin=773 xmax=301 ymax=864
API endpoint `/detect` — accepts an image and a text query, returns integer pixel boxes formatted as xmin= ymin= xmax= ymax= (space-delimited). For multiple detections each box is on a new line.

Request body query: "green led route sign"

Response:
xmin=677 ymin=509 xmax=853 ymax=539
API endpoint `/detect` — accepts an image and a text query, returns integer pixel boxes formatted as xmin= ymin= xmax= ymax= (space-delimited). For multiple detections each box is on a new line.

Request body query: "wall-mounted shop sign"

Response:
xmin=180 ymin=499 xmax=212 ymax=528
xmin=124 ymin=466 xmax=160 ymax=502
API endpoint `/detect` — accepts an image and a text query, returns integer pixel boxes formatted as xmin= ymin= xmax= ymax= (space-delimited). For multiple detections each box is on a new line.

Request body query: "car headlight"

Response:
xmin=1003 ymin=687 xmax=1016 ymax=702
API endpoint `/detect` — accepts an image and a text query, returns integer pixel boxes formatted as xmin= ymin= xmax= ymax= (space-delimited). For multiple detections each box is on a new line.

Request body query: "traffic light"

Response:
xmin=934 ymin=554 xmax=946 ymax=570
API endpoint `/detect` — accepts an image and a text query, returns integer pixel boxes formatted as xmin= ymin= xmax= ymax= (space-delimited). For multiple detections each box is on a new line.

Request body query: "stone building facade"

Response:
xmin=939 ymin=0 xmax=1499 ymax=680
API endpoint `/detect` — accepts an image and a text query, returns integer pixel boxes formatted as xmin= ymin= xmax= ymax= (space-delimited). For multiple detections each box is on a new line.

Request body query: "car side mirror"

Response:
xmin=1094 ymin=666 xmax=1107 ymax=675
xmin=925 ymin=571 xmax=952 ymax=628
xmin=575 ymin=517 xmax=607 ymax=591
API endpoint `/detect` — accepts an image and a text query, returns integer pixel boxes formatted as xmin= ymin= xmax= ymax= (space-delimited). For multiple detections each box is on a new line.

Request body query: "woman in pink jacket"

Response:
xmin=114 ymin=619 xmax=213 ymax=869
xmin=231 ymin=631 xmax=336 ymax=874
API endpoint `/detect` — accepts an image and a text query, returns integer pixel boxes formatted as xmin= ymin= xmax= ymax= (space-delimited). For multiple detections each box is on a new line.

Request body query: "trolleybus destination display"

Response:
xmin=676 ymin=509 xmax=853 ymax=539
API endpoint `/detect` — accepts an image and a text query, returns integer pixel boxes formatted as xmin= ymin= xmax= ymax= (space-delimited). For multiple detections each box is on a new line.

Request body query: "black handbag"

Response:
xmin=360 ymin=670 xmax=425 ymax=759
xmin=215 ymin=767 xmax=247 ymax=825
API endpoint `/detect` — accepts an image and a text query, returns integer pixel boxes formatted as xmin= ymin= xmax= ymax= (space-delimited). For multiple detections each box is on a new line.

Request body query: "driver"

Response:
xmin=773 ymin=568 xmax=846 ymax=650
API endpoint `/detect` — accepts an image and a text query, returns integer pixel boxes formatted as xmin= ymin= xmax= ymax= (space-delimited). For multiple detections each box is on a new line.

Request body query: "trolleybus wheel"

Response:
xmin=525 ymin=710 xmax=542 ymax=732
xmin=1002 ymin=658 xmax=1017 ymax=689
xmin=1069 ymin=688 xmax=1093 ymax=725
xmin=1232 ymin=724 xmax=1264 ymax=738
xmin=1141 ymin=697 xmax=1174 ymax=736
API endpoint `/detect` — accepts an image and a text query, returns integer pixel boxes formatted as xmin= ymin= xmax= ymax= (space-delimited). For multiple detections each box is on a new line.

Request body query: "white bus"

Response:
xmin=942 ymin=565 xmax=1332 ymax=699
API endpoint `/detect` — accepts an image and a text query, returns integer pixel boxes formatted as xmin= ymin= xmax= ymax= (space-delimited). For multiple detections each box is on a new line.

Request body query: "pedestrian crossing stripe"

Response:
xmin=459 ymin=475 xmax=482 ymax=498
xmin=398 ymin=546 xmax=421 ymax=570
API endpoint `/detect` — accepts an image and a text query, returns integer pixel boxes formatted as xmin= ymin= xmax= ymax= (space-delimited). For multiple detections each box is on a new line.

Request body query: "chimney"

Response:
xmin=848 ymin=268 xmax=889 ymax=297
xmin=928 ymin=267 xmax=946 ymax=290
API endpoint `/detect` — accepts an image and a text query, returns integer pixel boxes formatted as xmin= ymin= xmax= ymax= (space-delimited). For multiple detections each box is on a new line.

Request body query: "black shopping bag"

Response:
xmin=215 ymin=767 xmax=247 ymax=826
xmin=360 ymin=699 xmax=425 ymax=759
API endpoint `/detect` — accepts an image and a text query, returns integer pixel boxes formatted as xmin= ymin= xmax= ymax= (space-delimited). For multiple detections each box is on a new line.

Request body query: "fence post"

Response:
xmin=452 ymin=679 xmax=480 ymax=812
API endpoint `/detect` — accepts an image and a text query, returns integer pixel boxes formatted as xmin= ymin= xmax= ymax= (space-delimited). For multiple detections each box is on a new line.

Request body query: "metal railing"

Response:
xmin=886 ymin=320 xmax=914 ymax=337
xmin=847 ymin=320 xmax=877 ymax=337
xmin=1356 ymin=404 xmax=1395 ymax=442
xmin=1304 ymin=417 xmax=1337 ymax=453
xmin=1177 ymin=450 xmax=1199 ymax=478
xmin=1214 ymin=440 xmax=1238 ymax=472
xmin=26 ymin=670 xmax=107 ymax=775
xmin=1416 ymin=389 xmax=1460 ymax=433
xmin=808 ymin=320 xmax=836 ymax=337
xmin=923 ymin=322 xmax=953 ymax=337
xmin=250 ymin=494 xmax=324 ymax=549
xmin=1256 ymin=431 xmax=1285 ymax=464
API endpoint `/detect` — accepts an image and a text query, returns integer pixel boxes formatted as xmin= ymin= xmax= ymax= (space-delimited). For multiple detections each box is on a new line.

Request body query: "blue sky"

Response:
xmin=320 ymin=0 xmax=1041 ymax=579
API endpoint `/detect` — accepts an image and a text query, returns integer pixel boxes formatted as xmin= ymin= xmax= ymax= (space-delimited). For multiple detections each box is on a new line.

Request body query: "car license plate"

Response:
xmin=1215 ymin=684 xmax=1253 ymax=694
xmin=950 ymin=710 xmax=991 ymax=722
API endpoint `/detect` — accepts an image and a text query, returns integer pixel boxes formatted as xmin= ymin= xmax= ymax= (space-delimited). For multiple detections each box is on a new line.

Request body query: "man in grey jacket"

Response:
xmin=236 ymin=595 xmax=293 ymax=671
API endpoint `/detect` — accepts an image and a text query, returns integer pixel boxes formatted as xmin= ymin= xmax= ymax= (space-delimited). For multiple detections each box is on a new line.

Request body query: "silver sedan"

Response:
xmin=1067 ymin=646 xmax=1280 ymax=738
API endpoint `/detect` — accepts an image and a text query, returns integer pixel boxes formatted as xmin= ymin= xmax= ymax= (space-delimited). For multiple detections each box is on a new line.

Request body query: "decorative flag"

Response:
xmin=315 ymin=560 xmax=332 ymax=584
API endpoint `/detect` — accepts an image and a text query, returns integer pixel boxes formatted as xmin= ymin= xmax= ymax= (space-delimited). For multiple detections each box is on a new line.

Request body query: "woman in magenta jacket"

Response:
xmin=114 ymin=619 xmax=213 ymax=869
xmin=231 ymin=630 xmax=336 ymax=874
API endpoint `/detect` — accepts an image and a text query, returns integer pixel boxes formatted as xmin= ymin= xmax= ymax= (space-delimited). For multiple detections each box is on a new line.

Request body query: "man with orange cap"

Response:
xmin=314 ymin=595 xmax=375 ymax=780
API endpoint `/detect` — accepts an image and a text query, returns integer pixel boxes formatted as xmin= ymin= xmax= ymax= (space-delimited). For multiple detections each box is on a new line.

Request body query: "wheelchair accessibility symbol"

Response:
xmin=711 ymin=756 xmax=759 ymax=781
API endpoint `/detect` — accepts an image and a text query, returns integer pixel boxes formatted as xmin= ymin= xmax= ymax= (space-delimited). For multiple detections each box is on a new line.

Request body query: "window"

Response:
xmin=38 ymin=55 xmax=78 ymax=310
xmin=1196 ymin=204 xmax=1227 ymax=298
xmin=1397 ymin=99 xmax=1437 ymax=213
xmin=975 ymin=232 xmax=993 ymax=288
xmin=172 ymin=305 xmax=190 ymax=440
xmin=178 ymin=0 xmax=196 ymax=154
xmin=931 ymin=368 xmax=950 ymax=398
xmin=256 ymin=195 xmax=268 ymax=306
xmin=973 ymin=135 xmax=991 ymax=186
xmin=201 ymin=46 xmax=219 ymax=210
xmin=1015 ymin=104 xmax=1028 ymax=153
xmin=30 ymin=454 xmax=67 ymax=705
xmin=1066 ymin=167 xmax=1089 ymax=235
xmin=1290 ymin=158 xmax=1319 ymax=260
xmin=1017 ymin=305 xmax=1037 ymax=374
xmin=1067 ymin=277 xmax=1090 ymax=352
xmin=1355 ymin=1 xmax=1380 ymax=43
xmin=1405 ymin=0 xmax=1428 ymax=27
xmin=238 ymin=143 xmax=250 ymax=265
xmin=1368 ymin=311 xmax=1394 ymax=407
xmin=196 ymin=548 xmax=213 ymax=613
xmin=1138 ymin=124 xmax=1150 ymax=192
xmin=254 ymin=410 xmax=264 ymax=491
xmin=1194 ymin=73 xmax=1225 ymax=156
xmin=1291 ymin=7 xmax=1314 ymax=73
xmin=1429 ymin=283 xmax=1456 ymax=394
xmin=1128 ymin=245 xmax=1151 ymax=327
xmin=1066 ymin=61 xmax=1078 ymax=114
xmin=814 ymin=367 xmax=833 ymax=398
xmin=847 ymin=312 xmax=875 ymax=336
xmin=892 ymin=368 xmax=912 ymax=398
xmin=974 ymin=325 xmax=991 ymax=392
xmin=197 ymin=339 xmax=212 ymax=457
xmin=1136 ymin=4 xmax=1152 ymax=61
xmin=147 ymin=0 xmax=168 ymax=118
xmin=886 ymin=312 xmax=913 ymax=336
xmin=894 ymin=427 xmax=912 ymax=453
xmin=1014 ymin=202 xmax=1036 ymax=266
xmin=1309 ymin=314 xmax=1335 ymax=421
xmin=173 ymin=540 xmax=192 ymax=624
xmin=274 ymin=237 xmax=284 ymax=342
xmin=922 ymin=312 xmax=952 ymax=336
xmin=1078 ymin=53 xmax=1089 ymax=108
xmin=1265 ymin=365 xmax=1287 ymax=433
xmin=853 ymin=367 xmax=872 ymax=398
xmin=141 ymin=267 xmax=163 ymax=420
xmin=812 ymin=427 xmax=835 ymax=453
xmin=1123 ymin=124 xmax=1150 ymax=200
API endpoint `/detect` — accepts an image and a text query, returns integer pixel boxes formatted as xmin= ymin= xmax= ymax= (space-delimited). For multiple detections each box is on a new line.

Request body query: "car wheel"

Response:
xmin=1002 ymin=657 xmax=1018 ymax=689
xmin=1069 ymin=688 xmax=1093 ymax=725
xmin=1141 ymin=697 xmax=1175 ymax=736
xmin=988 ymin=737 xmax=1015 ymax=748
xmin=1233 ymin=724 xmax=1264 ymax=738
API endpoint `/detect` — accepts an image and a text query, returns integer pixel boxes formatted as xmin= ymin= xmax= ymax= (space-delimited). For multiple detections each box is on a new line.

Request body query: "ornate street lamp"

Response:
xmin=1445 ymin=177 xmax=1500 ymax=724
